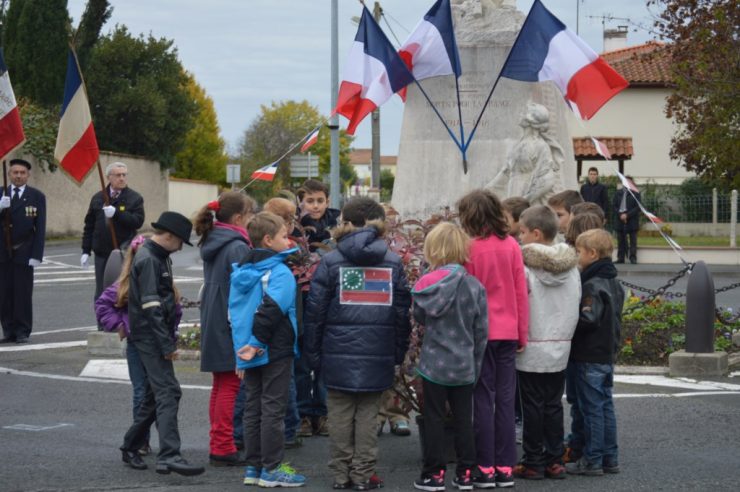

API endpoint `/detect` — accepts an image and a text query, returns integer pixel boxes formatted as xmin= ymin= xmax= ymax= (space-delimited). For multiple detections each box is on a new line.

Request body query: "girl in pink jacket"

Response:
xmin=458 ymin=189 xmax=529 ymax=489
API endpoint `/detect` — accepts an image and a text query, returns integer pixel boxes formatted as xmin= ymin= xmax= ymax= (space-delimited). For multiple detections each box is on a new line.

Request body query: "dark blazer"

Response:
xmin=82 ymin=186 xmax=144 ymax=257
xmin=0 ymin=185 xmax=46 ymax=265
xmin=612 ymin=188 xmax=641 ymax=232
xmin=580 ymin=181 xmax=609 ymax=216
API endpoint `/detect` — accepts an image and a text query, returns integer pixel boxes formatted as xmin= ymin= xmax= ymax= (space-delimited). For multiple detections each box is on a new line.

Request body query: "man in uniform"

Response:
xmin=0 ymin=159 xmax=46 ymax=343
xmin=81 ymin=161 xmax=144 ymax=304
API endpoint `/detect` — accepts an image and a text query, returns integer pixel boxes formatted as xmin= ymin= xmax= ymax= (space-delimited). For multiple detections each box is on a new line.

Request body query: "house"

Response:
xmin=349 ymin=148 xmax=398 ymax=184
xmin=567 ymin=40 xmax=695 ymax=185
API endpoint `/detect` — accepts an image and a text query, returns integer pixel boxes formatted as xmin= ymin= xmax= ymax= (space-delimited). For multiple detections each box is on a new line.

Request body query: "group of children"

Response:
xmin=101 ymin=178 xmax=624 ymax=489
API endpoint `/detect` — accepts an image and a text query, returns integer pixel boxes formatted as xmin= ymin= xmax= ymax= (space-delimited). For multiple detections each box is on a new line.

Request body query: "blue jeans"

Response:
xmin=572 ymin=362 xmax=618 ymax=466
xmin=295 ymin=349 xmax=327 ymax=417
xmin=233 ymin=364 xmax=300 ymax=443
xmin=565 ymin=361 xmax=584 ymax=451
xmin=126 ymin=341 xmax=150 ymax=443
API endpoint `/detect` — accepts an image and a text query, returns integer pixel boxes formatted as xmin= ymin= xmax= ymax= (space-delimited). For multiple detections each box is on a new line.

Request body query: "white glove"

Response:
xmin=0 ymin=196 xmax=10 ymax=209
xmin=81 ymin=254 xmax=90 ymax=268
xmin=28 ymin=258 xmax=41 ymax=268
xmin=103 ymin=205 xmax=116 ymax=218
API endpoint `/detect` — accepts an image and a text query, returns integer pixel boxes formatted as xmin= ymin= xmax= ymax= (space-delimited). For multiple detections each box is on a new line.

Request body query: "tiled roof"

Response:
xmin=573 ymin=137 xmax=633 ymax=159
xmin=602 ymin=41 xmax=672 ymax=87
xmin=349 ymin=148 xmax=397 ymax=166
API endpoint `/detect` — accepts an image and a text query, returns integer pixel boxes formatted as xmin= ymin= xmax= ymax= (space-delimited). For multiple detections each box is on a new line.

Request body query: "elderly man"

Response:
xmin=0 ymin=159 xmax=46 ymax=343
xmin=81 ymin=162 xmax=145 ymax=304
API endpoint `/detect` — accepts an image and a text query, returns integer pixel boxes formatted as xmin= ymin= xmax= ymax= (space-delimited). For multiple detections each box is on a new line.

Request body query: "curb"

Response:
xmin=615 ymin=365 xmax=669 ymax=375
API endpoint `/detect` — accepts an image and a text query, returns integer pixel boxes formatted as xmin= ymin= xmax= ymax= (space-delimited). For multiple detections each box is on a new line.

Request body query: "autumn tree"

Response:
xmin=172 ymin=74 xmax=228 ymax=183
xmin=649 ymin=0 xmax=740 ymax=188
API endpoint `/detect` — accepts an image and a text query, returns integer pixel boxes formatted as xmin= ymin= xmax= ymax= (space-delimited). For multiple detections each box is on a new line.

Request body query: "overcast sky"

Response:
xmin=67 ymin=0 xmax=657 ymax=157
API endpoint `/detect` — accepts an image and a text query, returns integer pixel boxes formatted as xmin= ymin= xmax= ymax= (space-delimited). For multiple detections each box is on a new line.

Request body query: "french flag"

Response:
xmin=300 ymin=128 xmax=320 ymax=153
xmin=335 ymin=7 xmax=414 ymax=135
xmin=54 ymin=50 xmax=99 ymax=183
xmin=251 ymin=161 xmax=278 ymax=182
xmin=501 ymin=0 xmax=628 ymax=120
xmin=0 ymin=49 xmax=25 ymax=159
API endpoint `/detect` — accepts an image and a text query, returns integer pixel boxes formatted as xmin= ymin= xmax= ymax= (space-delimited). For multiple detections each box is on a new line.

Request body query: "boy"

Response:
xmin=120 ymin=212 xmax=204 ymax=476
xmin=304 ymin=197 xmax=411 ymax=490
xmin=547 ymin=190 xmax=584 ymax=234
xmin=566 ymin=229 xmax=624 ymax=476
xmin=502 ymin=197 xmax=530 ymax=239
xmin=298 ymin=179 xmax=340 ymax=252
xmin=513 ymin=206 xmax=580 ymax=480
xmin=570 ymin=202 xmax=606 ymax=226
xmin=229 ymin=212 xmax=306 ymax=487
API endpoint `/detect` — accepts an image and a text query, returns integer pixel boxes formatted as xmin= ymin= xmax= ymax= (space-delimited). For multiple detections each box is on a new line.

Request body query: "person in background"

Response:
xmin=547 ymin=190 xmax=584 ymax=237
xmin=502 ymin=197 xmax=530 ymax=240
xmin=579 ymin=168 xmax=608 ymax=219
xmin=612 ymin=177 xmax=641 ymax=264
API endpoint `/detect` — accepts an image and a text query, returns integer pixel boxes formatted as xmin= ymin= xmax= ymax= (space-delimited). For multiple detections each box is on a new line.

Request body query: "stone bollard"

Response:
xmin=87 ymin=331 xmax=126 ymax=357
xmin=669 ymin=261 xmax=728 ymax=376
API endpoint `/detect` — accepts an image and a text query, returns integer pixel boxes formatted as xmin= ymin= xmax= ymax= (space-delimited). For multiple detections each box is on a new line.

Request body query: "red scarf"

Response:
xmin=214 ymin=221 xmax=252 ymax=247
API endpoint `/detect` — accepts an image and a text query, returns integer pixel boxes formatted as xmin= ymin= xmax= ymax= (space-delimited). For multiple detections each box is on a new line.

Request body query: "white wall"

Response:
xmin=168 ymin=178 xmax=219 ymax=221
xmin=567 ymin=88 xmax=695 ymax=185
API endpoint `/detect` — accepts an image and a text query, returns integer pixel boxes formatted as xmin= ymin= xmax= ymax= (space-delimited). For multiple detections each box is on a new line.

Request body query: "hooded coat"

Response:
xmin=95 ymin=281 xmax=183 ymax=338
xmin=412 ymin=264 xmax=488 ymax=386
xmin=304 ymin=223 xmax=411 ymax=393
xmin=517 ymin=242 xmax=581 ymax=373
xmin=199 ymin=226 xmax=251 ymax=373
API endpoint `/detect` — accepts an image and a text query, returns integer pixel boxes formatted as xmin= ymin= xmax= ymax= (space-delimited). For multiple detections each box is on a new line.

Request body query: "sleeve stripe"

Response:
xmin=142 ymin=301 xmax=161 ymax=309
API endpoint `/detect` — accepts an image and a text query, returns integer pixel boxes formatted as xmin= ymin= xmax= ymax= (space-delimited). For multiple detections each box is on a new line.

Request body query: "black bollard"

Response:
xmin=684 ymin=261 xmax=715 ymax=353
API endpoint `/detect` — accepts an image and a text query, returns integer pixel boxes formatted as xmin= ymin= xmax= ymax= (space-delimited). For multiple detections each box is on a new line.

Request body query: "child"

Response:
xmin=566 ymin=229 xmax=624 ymax=476
xmin=512 ymin=206 xmax=580 ymax=480
xmin=411 ymin=222 xmax=488 ymax=492
xmin=570 ymin=202 xmax=606 ymax=226
xmin=229 ymin=212 xmax=306 ymax=487
xmin=457 ymin=189 xmax=528 ymax=489
xmin=194 ymin=191 xmax=254 ymax=467
xmin=502 ymin=197 xmax=530 ymax=239
xmin=96 ymin=235 xmax=182 ymax=459
xmin=564 ymin=213 xmax=604 ymax=247
xmin=265 ymin=197 xmax=299 ymax=237
xmin=304 ymin=197 xmax=411 ymax=490
xmin=298 ymin=179 xmax=340 ymax=252
xmin=547 ymin=190 xmax=584 ymax=235
xmin=119 ymin=211 xmax=204 ymax=476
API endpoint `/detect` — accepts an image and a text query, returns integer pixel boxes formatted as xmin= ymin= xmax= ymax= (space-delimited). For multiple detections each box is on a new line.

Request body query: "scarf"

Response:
xmin=215 ymin=221 xmax=252 ymax=247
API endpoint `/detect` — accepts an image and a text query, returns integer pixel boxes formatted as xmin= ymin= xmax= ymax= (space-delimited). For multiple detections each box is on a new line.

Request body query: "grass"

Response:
xmin=627 ymin=235 xmax=740 ymax=247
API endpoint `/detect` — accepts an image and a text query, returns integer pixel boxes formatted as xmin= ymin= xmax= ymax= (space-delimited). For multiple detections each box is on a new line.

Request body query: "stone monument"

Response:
xmin=392 ymin=0 xmax=577 ymax=217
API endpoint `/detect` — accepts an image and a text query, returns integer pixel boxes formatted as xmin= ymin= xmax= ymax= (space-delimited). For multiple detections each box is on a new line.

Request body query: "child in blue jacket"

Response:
xmin=229 ymin=212 xmax=306 ymax=487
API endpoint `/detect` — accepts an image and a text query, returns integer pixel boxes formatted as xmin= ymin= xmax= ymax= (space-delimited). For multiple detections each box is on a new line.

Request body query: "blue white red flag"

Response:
xmin=340 ymin=267 xmax=393 ymax=306
xmin=54 ymin=50 xmax=99 ymax=183
xmin=335 ymin=7 xmax=415 ymax=135
xmin=251 ymin=161 xmax=278 ymax=182
xmin=300 ymin=128 xmax=320 ymax=153
xmin=500 ymin=0 xmax=628 ymax=120
xmin=591 ymin=137 xmax=611 ymax=160
xmin=0 ymin=49 xmax=25 ymax=159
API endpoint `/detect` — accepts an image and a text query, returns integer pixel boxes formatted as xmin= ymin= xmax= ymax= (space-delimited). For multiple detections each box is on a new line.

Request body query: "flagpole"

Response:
xmin=454 ymin=75 xmax=467 ymax=172
xmin=2 ymin=160 xmax=12 ymax=259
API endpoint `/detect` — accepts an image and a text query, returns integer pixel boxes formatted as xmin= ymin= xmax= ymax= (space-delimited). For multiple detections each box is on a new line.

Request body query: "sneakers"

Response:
xmin=209 ymin=452 xmax=247 ymax=467
xmin=258 ymin=463 xmax=306 ymax=487
xmin=513 ymin=463 xmax=544 ymax=480
xmin=545 ymin=462 xmax=566 ymax=479
xmin=244 ymin=466 xmax=260 ymax=486
xmin=414 ymin=470 xmax=445 ymax=491
xmin=565 ymin=457 xmax=604 ymax=476
xmin=316 ymin=416 xmax=330 ymax=437
xmin=297 ymin=417 xmax=314 ymax=438
xmin=603 ymin=458 xmax=620 ymax=474
xmin=353 ymin=474 xmax=384 ymax=490
xmin=138 ymin=443 xmax=151 ymax=456
xmin=472 ymin=466 xmax=496 ymax=489
xmin=562 ymin=446 xmax=582 ymax=464
xmin=391 ymin=421 xmax=411 ymax=436
xmin=452 ymin=469 xmax=473 ymax=490
xmin=494 ymin=468 xmax=514 ymax=488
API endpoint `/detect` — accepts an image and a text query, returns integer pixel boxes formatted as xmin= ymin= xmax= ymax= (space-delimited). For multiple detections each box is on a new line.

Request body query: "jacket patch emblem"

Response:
xmin=119 ymin=205 xmax=125 ymax=211
xmin=339 ymin=267 xmax=392 ymax=306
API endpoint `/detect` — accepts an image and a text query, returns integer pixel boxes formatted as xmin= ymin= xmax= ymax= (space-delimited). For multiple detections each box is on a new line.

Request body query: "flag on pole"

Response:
xmin=616 ymin=171 xmax=639 ymax=193
xmin=54 ymin=50 xmax=99 ymax=183
xmin=398 ymin=0 xmax=461 ymax=99
xmin=0 ymin=49 xmax=25 ymax=159
xmin=300 ymin=128 xmax=320 ymax=153
xmin=643 ymin=211 xmax=663 ymax=224
xmin=335 ymin=7 xmax=415 ymax=135
xmin=251 ymin=161 xmax=278 ymax=182
xmin=500 ymin=0 xmax=628 ymax=120
xmin=590 ymin=137 xmax=611 ymax=160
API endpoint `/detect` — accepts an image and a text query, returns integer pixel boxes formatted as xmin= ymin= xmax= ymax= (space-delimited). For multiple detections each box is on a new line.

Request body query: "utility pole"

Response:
xmin=576 ymin=0 xmax=580 ymax=35
xmin=370 ymin=1 xmax=382 ymax=192
xmin=330 ymin=0 xmax=340 ymax=208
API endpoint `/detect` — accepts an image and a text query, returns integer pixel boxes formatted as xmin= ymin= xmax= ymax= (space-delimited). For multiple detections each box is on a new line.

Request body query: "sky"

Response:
xmin=67 ymin=0 xmax=657 ymax=157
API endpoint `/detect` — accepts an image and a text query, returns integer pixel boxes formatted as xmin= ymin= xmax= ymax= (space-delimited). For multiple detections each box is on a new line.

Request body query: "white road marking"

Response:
xmin=0 ymin=366 xmax=210 ymax=390
xmin=34 ymin=277 xmax=95 ymax=284
xmin=79 ymin=359 xmax=130 ymax=381
xmin=34 ymin=271 xmax=95 ymax=276
xmin=615 ymin=375 xmax=740 ymax=391
xmin=729 ymin=371 xmax=740 ymax=378
xmin=43 ymin=254 xmax=77 ymax=259
xmin=3 ymin=423 xmax=74 ymax=432
xmin=33 ymin=326 xmax=97 ymax=336
xmin=0 ymin=341 xmax=87 ymax=352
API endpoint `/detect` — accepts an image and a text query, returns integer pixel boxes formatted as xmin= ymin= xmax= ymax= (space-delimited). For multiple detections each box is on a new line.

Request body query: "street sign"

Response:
xmin=289 ymin=154 xmax=319 ymax=179
xmin=226 ymin=164 xmax=241 ymax=184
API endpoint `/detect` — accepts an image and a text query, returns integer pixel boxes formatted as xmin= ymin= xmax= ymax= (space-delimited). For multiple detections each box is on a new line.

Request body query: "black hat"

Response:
xmin=151 ymin=211 xmax=193 ymax=246
xmin=9 ymin=159 xmax=31 ymax=170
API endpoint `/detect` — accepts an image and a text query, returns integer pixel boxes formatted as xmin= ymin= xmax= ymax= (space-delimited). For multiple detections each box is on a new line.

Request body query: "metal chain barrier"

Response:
xmin=620 ymin=263 xmax=694 ymax=316
xmin=179 ymin=296 xmax=200 ymax=309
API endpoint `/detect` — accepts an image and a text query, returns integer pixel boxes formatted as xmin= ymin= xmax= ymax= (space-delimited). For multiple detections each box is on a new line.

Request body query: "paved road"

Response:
xmin=1 ymin=240 xmax=739 ymax=491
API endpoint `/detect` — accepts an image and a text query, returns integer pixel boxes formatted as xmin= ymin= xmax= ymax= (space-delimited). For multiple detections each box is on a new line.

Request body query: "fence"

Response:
xmin=641 ymin=190 xmax=738 ymax=224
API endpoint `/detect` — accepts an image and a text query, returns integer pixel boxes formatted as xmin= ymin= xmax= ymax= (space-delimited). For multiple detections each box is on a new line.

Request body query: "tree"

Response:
xmin=237 ymin=100 xmax=355 ymax=203
xmin=72 ymin=0 xmax=113 ymax=72
xmin=172 ymin=74 xmax=228 ymax=184
xmin=85 ymin=26 xmax=196 ymax=167
xmin=648 ymin=0 xmax=740 ymax=189
xmin=17 ymin=98 xmax=58 ymax=171
xmin=3 ymin=0 xmax=69 ymax=106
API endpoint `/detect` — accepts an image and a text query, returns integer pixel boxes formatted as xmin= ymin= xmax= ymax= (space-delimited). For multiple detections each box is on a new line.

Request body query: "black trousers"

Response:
xmin=616 ymin=229 xmax=637 ymax=262
xmin=121 ymin=339 xmax=183 ymax=462
xmin=421 ymin=378 xmax=475 ymax=476
xmin=0 ymin=261 xmax=34 ymax=340
xmin=517 ymin=370 xmax=566 ymax=469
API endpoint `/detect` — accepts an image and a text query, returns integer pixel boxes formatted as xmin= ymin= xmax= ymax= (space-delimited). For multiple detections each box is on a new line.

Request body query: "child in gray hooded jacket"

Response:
xmin=412 ymin=223 xmax=488 ymax=492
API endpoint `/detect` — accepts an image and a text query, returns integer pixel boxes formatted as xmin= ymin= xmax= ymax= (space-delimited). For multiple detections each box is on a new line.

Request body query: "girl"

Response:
xmin=457 ymin=189 xmax=529 ymax=489
xmin=194 ymin=191 xmax=254 ymax=466
xmin=412 ymin=222 xmax=488 ymax=492
xmin=95 ymin=235 xmax=183 ymax=458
